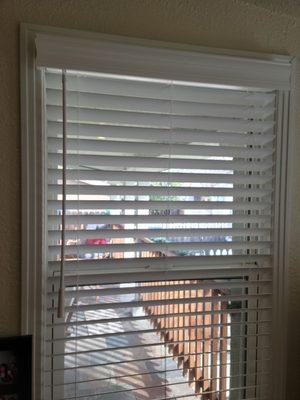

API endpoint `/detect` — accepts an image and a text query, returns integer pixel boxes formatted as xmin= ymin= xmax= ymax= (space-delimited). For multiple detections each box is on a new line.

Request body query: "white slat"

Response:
xmin=47 ymin=265 xmax=272 ymax=287
xmin=49 ymin=292 xmax=271 ymax=314
xmin=47 ymin=213 xmax=272 ymax=226
xmin=48 ymin=254 xmax=271 ymax=274
xmin=48 ymin=306 xmax=271 ymax=327
xmin=48 ymin=153 xmax=274 ymax=171
xmin=48 ymin=241 xmax=271 ymax=258
xmin=47 ymin=227 xmax=271 ymax=240
xmin=48 ymin=280 xmax=272 ymax=299
xmin=47 ymin=184 xmax=272 ymax=197
xmin=48 ymin=137 xmax=274 ymax=159
xmin=46 ymin=88 xmax=275 ymax=119
xmin=47 ymin=169 xmax=273 ymax=185
xmin=47 ymin=199 xmax=272 ymax=211
xmin=45 ymin=72 xmax=276 ymax=106
xmin=47 ymin=104 xmax=274 ymax=133
xmin=47 ymin=121 xmax=275 ymax=145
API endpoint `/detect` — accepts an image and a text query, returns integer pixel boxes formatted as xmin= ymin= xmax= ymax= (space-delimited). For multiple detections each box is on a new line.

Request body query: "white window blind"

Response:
xmin=44 ymin=67 xmax=275 ymax=400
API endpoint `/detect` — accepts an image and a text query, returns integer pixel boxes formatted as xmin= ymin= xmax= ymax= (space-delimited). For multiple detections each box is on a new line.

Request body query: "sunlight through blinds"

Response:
xmin=44 ymin=68 xmax=275 ymax=400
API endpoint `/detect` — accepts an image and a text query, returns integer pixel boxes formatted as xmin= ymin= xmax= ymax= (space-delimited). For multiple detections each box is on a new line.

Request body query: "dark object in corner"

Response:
xmin=0 ymin=336 xmax=32 ymax=400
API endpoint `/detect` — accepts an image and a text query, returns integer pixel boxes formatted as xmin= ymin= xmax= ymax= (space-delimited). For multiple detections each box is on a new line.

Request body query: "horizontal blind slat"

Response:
xmin=46 ymin=88 xmax=275 ymax=119
xmin=47 ymin=279 xmax=272 ymax=298
xmin=48 ymin=121 xmax=275 ymax=146
xmin=46 ymin=362 xmax=270 ymax=381
xmin=48 ymin=137 xmax=274 ymax=158
xmin=48 ymin=241 xmax=271 ymax=257
xmin=47 ymin=199 xmax=272 ymax=211
xmin=47 ymin=307 xmax=272 ymax=328
xmin=47 ymin=254 xmax=271 ymax=274
xmin=47 ymin=153 xmax=274 ymax=171
xmin=48 ymin=306 xmax=272 ymax=328
xmin=45 ymin=72 xmax=276 ymax=106
xmin=48 ymin=168 xmax=274 ymax=185
xmin=45 ymin=346 xmax=271 ymax=369
xmin=47 ymin=213 xmax=272 ymax=225
xmin=47 ymin=105 xmax=274 ymax=132
xmin=47 ymin=325 xmax=272 ymax=342
xmin=48 ymin=292 xmax=272 ymax=313
xmin=47 ymin=184 xmax=271 ymax=197
xmin=48 ymin=267 xmax=272 ymax=286
xmin=47 ymin=227 xmax=271 ymax=240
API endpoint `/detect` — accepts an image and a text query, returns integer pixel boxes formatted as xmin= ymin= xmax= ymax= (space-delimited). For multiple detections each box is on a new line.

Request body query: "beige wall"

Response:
xmin=0 ymin=0 xmax=299 ymax=397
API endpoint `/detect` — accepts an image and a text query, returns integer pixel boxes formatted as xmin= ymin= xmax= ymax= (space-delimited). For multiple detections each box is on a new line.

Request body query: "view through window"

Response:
xmin=45 ymin=69 xmax=273 ymax=399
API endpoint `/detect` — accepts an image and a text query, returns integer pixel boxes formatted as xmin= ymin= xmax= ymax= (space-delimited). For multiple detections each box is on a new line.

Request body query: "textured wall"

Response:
xmin=0 ymin=0 xmax=299 ymax=397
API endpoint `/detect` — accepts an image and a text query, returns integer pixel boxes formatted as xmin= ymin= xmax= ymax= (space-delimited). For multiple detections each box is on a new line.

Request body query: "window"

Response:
xmin=21 ymin=25 xmax=292 ymax=400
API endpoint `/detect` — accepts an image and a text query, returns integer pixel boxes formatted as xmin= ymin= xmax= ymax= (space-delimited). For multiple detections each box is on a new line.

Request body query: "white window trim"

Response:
xmin=20 ymin=23 xmax=294 ymax=400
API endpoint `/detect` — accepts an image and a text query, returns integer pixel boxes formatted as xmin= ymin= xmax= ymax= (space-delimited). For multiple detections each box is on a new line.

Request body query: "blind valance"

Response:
xmin=35 ymin=33 xmax=291 ymax=89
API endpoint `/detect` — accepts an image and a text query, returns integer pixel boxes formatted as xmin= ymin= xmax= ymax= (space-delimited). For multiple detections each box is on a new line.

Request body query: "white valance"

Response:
xmin=35 ymin=32 xmax=291 ymax=90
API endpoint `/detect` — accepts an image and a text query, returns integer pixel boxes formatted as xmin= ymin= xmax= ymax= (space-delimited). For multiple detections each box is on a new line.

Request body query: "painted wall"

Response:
xmin=0 ymin=0 xmax=299 ymax=397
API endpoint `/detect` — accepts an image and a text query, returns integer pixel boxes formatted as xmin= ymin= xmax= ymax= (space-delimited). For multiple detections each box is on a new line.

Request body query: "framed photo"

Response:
xmin=0 ymin=336 xmax=32 ymax=400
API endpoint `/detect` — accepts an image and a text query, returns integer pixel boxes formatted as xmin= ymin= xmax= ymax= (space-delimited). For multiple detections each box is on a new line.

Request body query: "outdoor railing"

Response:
xmin=140 ymin=248 xmax=229 ymax=399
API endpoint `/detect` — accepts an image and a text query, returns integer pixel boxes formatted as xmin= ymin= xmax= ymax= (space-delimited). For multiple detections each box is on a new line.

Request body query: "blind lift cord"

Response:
xmin=58 ymin=69 xmax=67 ymax=318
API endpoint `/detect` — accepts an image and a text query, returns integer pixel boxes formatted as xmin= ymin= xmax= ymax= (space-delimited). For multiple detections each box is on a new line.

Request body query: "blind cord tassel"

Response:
xmin=57 ymin=69 xmax=67 ymax=318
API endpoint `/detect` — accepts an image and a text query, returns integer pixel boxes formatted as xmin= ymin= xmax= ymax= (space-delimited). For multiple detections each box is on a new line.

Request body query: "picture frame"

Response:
xmin=0 ymin=336 xmax=32 ymax=400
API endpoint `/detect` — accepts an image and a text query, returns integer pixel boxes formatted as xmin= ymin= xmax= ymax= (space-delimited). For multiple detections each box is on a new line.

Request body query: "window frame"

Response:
xmin=20 ymin=23 xmax=294 ymax=400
